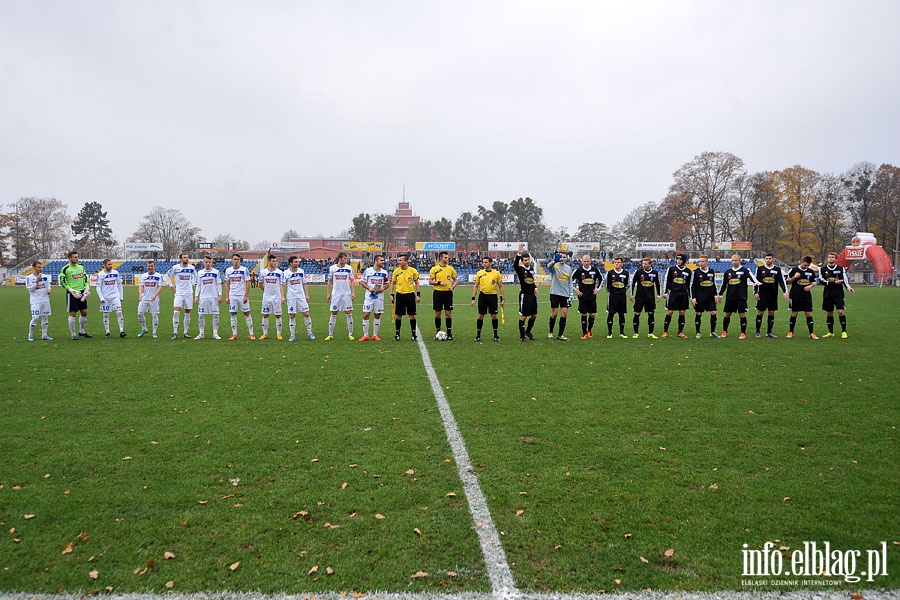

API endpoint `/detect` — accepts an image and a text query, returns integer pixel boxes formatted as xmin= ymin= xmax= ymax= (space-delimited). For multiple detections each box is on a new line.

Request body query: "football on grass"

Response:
xmin=435 ymin=331 xmax=448 ymax=341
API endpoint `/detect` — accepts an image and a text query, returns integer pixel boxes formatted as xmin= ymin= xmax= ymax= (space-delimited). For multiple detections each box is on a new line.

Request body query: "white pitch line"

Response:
xmin=416 ymin=334 xmax=520 ymax=599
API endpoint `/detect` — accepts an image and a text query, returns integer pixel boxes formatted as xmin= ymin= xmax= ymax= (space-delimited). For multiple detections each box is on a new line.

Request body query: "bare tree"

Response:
xmin=128 ymin=206 xmax=202 ymax=260
xmin=670 ymin=151 xmax=747 ymax=249
xmin=841 ymin=162 xmax=877 ymax=232
xmin=810 ymin=174 xmax=849 ymax=258
xmin=16 ymin=197 xmax=71 ymax=258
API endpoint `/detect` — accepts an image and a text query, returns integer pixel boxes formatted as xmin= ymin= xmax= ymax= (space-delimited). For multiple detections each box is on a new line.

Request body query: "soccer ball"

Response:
xmin=435 ymin=331 xmax=448 ymax=341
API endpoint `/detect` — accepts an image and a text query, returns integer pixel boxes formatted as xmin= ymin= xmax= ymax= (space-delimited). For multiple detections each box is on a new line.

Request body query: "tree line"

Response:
xmin=3 ymin=151 xmax=898 ymax=265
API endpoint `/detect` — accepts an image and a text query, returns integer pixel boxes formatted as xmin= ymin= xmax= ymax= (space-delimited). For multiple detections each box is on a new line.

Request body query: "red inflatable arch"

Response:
xmin=836 ymin=232 xmax=894 ymax=284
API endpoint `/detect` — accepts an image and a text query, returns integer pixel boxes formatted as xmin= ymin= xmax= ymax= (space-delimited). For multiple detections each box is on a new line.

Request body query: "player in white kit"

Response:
xmin=284 ymin=255 xmax=315 ymax=341
xmin=325 ymin=252 xmax=356 ymax=340
xmin=25 ymin=261 xmax=53 ymax=341
xmin=358 ymin=254 xmax=389 ymax=342
xmin=137 ymin=259 xmax=166 ymax=338
xmin=168 ymin=253 xmax=196 ymax=339
xmin=194 ymin=255 xmax=222 ymax=339
xmin=258 ymin=254 xmax=285 ymax=340
xmin=96 ymin=258 xmax=126 ymax=337
xmin=224 ymin=253 xmax=255 ymax=340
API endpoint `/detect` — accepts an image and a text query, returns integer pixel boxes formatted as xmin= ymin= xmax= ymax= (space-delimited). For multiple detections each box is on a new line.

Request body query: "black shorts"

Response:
xmin=665 ymin=293 xmax=689 ymax=311
xmin=790 ymin=297 xmax=813 ymax=313
xmin=756 ymin=295 xmax=779 ymax=312
xmin=577 ymin=295 xmax=597 ymax=314
xmin=549 ymin=294 xmax=570 ymax=309
xmin=607 ymin=294 xmax=627 ymax=315
xmin=518 ymin=292 xmax=538 ymax=317
xmin=724 ymin=298 xmax=748 ymax=314
xmin=433 ymin=290 xmax=453 ymax=312
xmin=693 ymin=296 xmax=717 ymax=313
xmin=822 ymin=293 xmax=846 ymax=312
xmin=66 ymin=291 xmax=88 ymax=313
xmin=633 ymin=295 xmax=656 ymax=313
xmin=478 ymin=293 xmax=499 ymax=315
xmin=395 ymin=292 xmax=417 ymax=317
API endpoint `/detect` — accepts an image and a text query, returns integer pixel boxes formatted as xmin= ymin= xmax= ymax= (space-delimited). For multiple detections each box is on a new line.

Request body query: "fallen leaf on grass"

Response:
xmin=308 ymin=565 xmax=318 ymax=575
xmin=341 ymin=482 xmax=348 ymax=489
xmin=23 ymin=514 xmax=35 ymax=520
xmin=165 ymin=581 xmax=174 ymax=589
xmin=326 ymin=567 xmax=334 ymax=575
xmin=229 ymin=561 xmax=240 ymax=571
xmin=164 ymin=551 xmax=176 ymax=560
xmin=62 ymin=542 xmax=74 ymax=554
xmin=414 ymin=528 xmax=422 ymax=535
xmin=405 ymin=469 xmax=415 ymax=475
xmin=89 ymin=570 xmax=99 ymax=580
xmin=613 ymin=567 xmax=626 ymax=572
xmin=515 ymin=510 xmax=525 ymax=516
xmin=640 ymin=556 xmax=649 ymax=564
xmin=122 ymin=456 xmax=133 ymax=461
xmin=664 ymin=548 xmax=675 ymax=558
xmin=446 ymin=492 xmax=456 ymax=497
xmin=708 ymin=483 xmax=719 ymax=490
xmin=614 ymin=578 xmax=621 ymax=584
xmin=411 ymin=571 xmax=429 ymax=578
xmin=292 ymin=511 xmax=309 ymax=519
xmin=375 ymin=514 xmax=385 ymax=520
xmin=447 ymin=571 xmax=458 ymax=577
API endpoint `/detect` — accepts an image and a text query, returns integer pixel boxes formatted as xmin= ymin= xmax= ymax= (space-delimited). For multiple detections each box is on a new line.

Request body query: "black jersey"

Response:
xmin=664 ymin=265 xmax=692 ymax=296
xmin=691 ymin=267 xmax=717 ymax=301
xmin=755 ymin=264 xmax=787 ymax=299
xmin=718 ymin=266 xmax=756 ymax=302
xmin=513 ymin=254 xmax=538 ymax=295
xmin=572 ymin=265 xmax=603 ymax=296
xmin=818 ymin=264 xmax=851 ymax=296
xmin=606 ymin=268 xmax=629 ymax=295
xmin=631 ymin=267 xmax=660 ymax=299
xmin=787 ymin=266 xmax=817 ymax=300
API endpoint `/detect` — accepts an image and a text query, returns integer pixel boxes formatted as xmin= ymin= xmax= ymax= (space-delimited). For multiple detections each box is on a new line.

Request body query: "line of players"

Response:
xmin=24 ymin=247 xmax=854 ymax=343
xmin=510 ymin=245 xmax=854 ymax=342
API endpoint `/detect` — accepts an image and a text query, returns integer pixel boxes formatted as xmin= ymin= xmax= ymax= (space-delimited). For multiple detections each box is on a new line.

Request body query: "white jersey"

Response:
xmin=259 ymin=267 xmax=285 ymax=299
xmin=362 ymin=267 xmax=389 ymax=299
xmin=96 ymin=269 xmax=124 ymax=302
xmin=328 ymin=263 xmax=355 ymax=296
xmin=26 ymin=273 xmax=52 ymax=303
xmin=225 ymin=265 xmax=251 ymax=298
xmin=195 ymin=268 xmax=222 ymax=300
xmin=139 ymin=273 xmax=167 ymax=302
xmin=168 ymin=263 xmax=196 ymax=296
xmin=284 ymin=268 xmax=308 ymax=300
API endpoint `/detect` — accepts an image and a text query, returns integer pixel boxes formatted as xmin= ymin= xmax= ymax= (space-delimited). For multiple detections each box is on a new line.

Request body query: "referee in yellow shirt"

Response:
xmin=390 ymin=253 xmax=420 ymax=341
xmin=429 ymin=250 xmax=458 ymax=340
xmin=471 ymin=256 xmax=504 ymax=342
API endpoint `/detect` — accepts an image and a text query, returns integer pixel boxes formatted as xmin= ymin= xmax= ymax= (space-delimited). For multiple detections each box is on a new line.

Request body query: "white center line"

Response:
xmin=416 ymin=335 xmax=520 ymax=599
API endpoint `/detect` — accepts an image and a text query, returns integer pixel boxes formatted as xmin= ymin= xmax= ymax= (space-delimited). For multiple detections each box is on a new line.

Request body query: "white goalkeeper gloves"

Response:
xmin=70 ymin=289 xmax=82 ymax=299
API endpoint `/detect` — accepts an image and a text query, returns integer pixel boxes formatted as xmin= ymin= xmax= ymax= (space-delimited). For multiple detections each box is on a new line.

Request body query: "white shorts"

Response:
xmin=197 ymin=297 xmax=220 ymax=315
xmin=228 ymin=297 xmax=251 ymax=314
xmin=261 ymin=297 xmax=283 ymax=316
xmin=287 ymin=297 xmax=310 ymax=314
xmin=362 ymin=295 xmax=384 ymax=314
xmin=330 ymin=294 xmax=353 ymax=312
xmin=174 ymin=294 xmax=194 ymax=310
xmin=138 ymin=299 xmax=160 ymax=315
xmin=30 ymin=301 xmax=51 ymax=317
xmin=99 ymin=300 xmax=122 ymax=313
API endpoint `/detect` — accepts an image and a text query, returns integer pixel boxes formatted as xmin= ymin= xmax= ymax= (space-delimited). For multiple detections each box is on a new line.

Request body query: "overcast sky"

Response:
xmin=3 ymin=0 xmax=899 ymax=247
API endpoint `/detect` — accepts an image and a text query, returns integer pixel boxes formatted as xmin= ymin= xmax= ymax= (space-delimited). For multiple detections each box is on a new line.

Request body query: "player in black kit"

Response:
xmin=786 ymin=256 xmax=819 ymax=340
xmin=717 ymin=254 xmax=759 ymax=339
xmin=572 ymin=254 xmax=603 ymax=339
xmin=691 ymin=254 xmax=720 ymax=338
xmin=630 ymin=257 xmax=661 ymax=339
xmin=818 ymin=251 xmax=854 ymax=338
xmin=753 ymin=252 xmax=788 ymax=338
xmin=662 ymin=253 xmax=692 ymax=339
xmin=605 ymin=257 xmax=630 ymax=338
xmin=513 ymin=243 xmax=539 ymax=342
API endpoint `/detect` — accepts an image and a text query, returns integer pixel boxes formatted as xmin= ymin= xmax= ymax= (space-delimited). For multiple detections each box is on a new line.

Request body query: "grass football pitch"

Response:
xmin=0 ymin=284 xmax=897 ymax=594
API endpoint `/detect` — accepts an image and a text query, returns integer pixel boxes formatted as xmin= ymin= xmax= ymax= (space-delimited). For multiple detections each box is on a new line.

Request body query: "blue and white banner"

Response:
xmin=415 ymin=241 xmax=456 ymax=252
xmin=125 ymin=242 xmax=164 ymax=252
